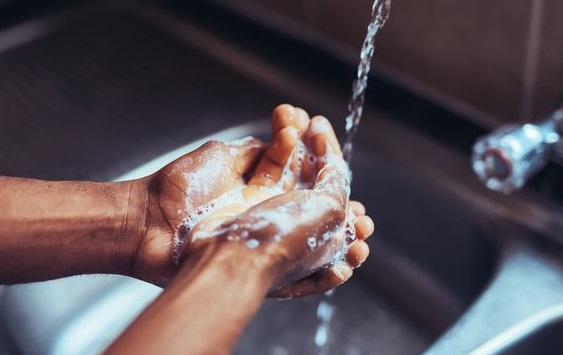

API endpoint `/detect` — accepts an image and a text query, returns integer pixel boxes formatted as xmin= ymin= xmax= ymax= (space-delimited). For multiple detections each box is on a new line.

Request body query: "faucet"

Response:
xmin=472 ymin=106 xmax=563 ymax=194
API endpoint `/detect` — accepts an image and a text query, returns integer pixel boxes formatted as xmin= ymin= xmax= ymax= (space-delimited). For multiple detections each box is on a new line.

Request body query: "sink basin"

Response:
xmin=236 ymin=129 xmax=498 ymax=355
xmin=0 ymin=121 xmax=498 ymax=355
xmin=4 ymin=1 xmax=552 ymax=354
xmin=504 ymin=320 xmax=563 ymax=354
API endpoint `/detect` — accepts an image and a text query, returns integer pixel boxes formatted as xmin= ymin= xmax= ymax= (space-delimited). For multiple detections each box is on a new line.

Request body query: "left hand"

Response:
xmin=127 ymin=138 xmax=266 ymax=286
xmin=125 ymin=104 xmax=373 ymax=294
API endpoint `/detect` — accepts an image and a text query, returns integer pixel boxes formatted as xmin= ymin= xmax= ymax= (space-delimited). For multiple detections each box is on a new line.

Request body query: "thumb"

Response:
xmin=226 ymin=137 xmax=266 ymax=176
xmin=313 ymin=162 xmax=351 ymax=209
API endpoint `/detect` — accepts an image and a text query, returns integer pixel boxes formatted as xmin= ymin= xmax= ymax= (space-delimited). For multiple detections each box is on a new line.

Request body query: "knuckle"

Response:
xmin=201 ymin=140 xmax=225 ymax=151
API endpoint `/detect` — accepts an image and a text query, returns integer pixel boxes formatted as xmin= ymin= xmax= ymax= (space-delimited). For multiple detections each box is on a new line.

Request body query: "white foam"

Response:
xmin=228 ymin=136 xmax=255 ymax=146
xmin=321 ymin=231 xmax=333 ymax=243
xmin=344 ymin=209 xmax=358 ymax=244
xmin=276 ymin=146 xmax=298 ymax=191
xmin=183 ymin=158 xmax=229 ymax=210
xmin=307 ymin=237 xmax=317 ymax=250
xmin=314 ymin=153 xmax=352 ymax=203
xmin=248 ymin=203 xmax=296 ymax=236
xmin=247 ymin=195 xmax=337 ymax=242
xmin=245 ymin=239 xmax=260 ymax=249
xmin=172 ymin=186 xmax=246 ymax=265
xmin=332 ymin=249 xmax=346 ymax=266
xmin=227 ymin=136 xmax=257 ymax=157
xmin=172 ymin=125 xmax=355 ymax=267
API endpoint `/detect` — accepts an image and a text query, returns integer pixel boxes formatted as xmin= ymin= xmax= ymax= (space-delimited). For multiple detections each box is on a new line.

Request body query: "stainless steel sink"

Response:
xmin=504 ymin=318 xmax=563 ymax=354
xmin=1 ymin=1 xmax=563 ymax=354
xmin=236 ymin=126 xmax=498 ymax=355
xmin=0 ymin=121 xmax=498 ymax=355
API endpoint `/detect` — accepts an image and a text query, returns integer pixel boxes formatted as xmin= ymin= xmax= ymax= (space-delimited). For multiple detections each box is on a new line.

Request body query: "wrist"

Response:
xmin=113 ymin=178 xmax=149 ymax=276
xmin=177 ymin=238 xmax=278 ymax=291
xmin=107 ymin=236 xmax=275 ymax=355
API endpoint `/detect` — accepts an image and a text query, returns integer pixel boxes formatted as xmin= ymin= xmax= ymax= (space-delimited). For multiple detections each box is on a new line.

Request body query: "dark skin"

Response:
xmin=0 ymin=104 xmax=374 ymax=354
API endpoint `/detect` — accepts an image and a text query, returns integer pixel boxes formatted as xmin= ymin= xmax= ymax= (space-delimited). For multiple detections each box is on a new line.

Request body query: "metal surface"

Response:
xmin=0 ymin=1 xmax=563 ymax=355
xmin=0 ymin=2 xmax=284 ymax=181
xmin=424 ymin=242 xmax=563 ymax=355
xmin=472 ymin=107 xmax=563 ymax=194
xmin=1 ymin=121 xmax=495 ymax=355
xmin=0 ymin=3 xmax=496 ymax=354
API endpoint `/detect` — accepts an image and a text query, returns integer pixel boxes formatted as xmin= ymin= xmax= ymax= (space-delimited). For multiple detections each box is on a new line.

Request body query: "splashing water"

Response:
xmin=343 ymin=0 xmax=392 ymax=163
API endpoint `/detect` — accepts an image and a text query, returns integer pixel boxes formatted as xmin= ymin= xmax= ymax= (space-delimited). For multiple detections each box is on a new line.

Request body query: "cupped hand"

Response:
xmin=130 ymin=137 xmax=266 ymax=286
xmin=128 ymin=104 xmax=374 ymax=293
xmin=172 ymin=104 xmax=374 ymax=296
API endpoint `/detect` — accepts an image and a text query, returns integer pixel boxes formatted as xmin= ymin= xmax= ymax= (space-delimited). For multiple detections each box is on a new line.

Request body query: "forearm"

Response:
xmin=105 ymin=243 xmax=275 ymax=355
xmin=0 ymin=176 xmax=145 ymax=283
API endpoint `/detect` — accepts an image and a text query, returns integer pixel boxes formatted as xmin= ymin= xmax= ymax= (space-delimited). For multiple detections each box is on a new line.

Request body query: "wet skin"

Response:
xmin=0 ymin=103 xmax=374 ymax=355
xmin=133 ymin=104 xmax=374 ymax=295
xmin=106 ymin=105 xmax=374 ymax=354
xmin=178 ymin=104 xmax=374 ymax=295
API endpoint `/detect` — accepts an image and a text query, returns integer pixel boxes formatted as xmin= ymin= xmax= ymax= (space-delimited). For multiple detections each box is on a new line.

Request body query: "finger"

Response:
xmin=269 ymin=264 xmax=353 ymax=298
xmin=302 ymin=116 xmax=343 ymax=184
xmin=306 ymin=116 xmax=342 ymax=157
xmin=294 ymin=107 xmax=311 ymax=133
xmin=355 ymin=215 xmax=375 ymax=240
xmin=350 ymin=201 xmax=366 ymax=216
xmin=300 ymin=153 xmax=317 ymax=186
xmin=345 ymin=241 xmax=370 ymax=267
xmin=314 ymin=165 xmax=350 ymax=207
xmin=250 ymin=126 xmax=298 ymax=187
xmin=272 ymin=104 xmax=310 ymax=136
xmin=227 ymin=137 xmax=267 ymax=176
xmin=278 ymin=106 xmax=310 ymax=176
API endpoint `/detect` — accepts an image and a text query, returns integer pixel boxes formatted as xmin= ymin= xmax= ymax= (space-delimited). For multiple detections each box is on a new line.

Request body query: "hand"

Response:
xmin=107 ymin=105 xmax=374 ymax=355
xmin=128 ymin=137 xmax=266 ymax=286
xmin=172 ymin=104 xmax=374 ymax=296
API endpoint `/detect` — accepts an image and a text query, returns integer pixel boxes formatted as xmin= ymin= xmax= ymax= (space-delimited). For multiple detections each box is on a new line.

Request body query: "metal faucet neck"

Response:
xmin=472 ymin=107 xmax=563 ymax=193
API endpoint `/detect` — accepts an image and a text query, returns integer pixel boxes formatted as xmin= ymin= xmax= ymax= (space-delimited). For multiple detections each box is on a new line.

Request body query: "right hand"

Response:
xmin=179 ymin=104 xmax=374 ymax=296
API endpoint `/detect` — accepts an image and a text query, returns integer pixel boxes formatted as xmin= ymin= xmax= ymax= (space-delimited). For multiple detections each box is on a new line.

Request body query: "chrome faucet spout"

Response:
xmin=472 ymin=107 xmax=563 ymax=194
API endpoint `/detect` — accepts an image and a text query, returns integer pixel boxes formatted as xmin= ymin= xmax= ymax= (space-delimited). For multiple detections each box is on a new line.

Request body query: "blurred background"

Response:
xmin=1 ymin=0 xmax=563 ymax=354
xmin=210 ymin=0 xmax=563 ymax=125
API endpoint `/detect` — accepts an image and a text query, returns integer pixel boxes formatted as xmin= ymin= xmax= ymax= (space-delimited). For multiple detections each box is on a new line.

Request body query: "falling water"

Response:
xmin=314 ymin=290 xmax=336 ymax=355
xmin=342 ymin=0 xmax=392 ymax=163
xmin=313 ymin=1 xmax=391 ymax=354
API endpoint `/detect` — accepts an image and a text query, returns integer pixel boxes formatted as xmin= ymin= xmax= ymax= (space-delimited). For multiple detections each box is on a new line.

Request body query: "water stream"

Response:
xmin=314 ymin=290 xmax=336 ymax=355
xmin=342 ymin=0 xmax=392 ymax=163
xmin=314 ymin=1 xmax=391 ymax=353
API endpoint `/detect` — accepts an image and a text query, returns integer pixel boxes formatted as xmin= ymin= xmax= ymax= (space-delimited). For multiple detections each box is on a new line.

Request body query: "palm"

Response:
xmin=133 ymin=139 xmax=264 ymax=286
xmin=175 ymin=105 xmax=369 ymax=296
xmin=132 ymin=104 xmax=373 ymax=294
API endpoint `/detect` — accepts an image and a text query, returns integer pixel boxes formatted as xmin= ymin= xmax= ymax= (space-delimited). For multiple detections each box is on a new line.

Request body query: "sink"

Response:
xmin=0 ymin=121 xmax=498 ymax=355
xmin=3 ymin=1 xmax=561 ymax=354
xmin=236 ymin=129 xmax=498 ymax=355
xmin=504 ymin=320 xmax=563 ymax=354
